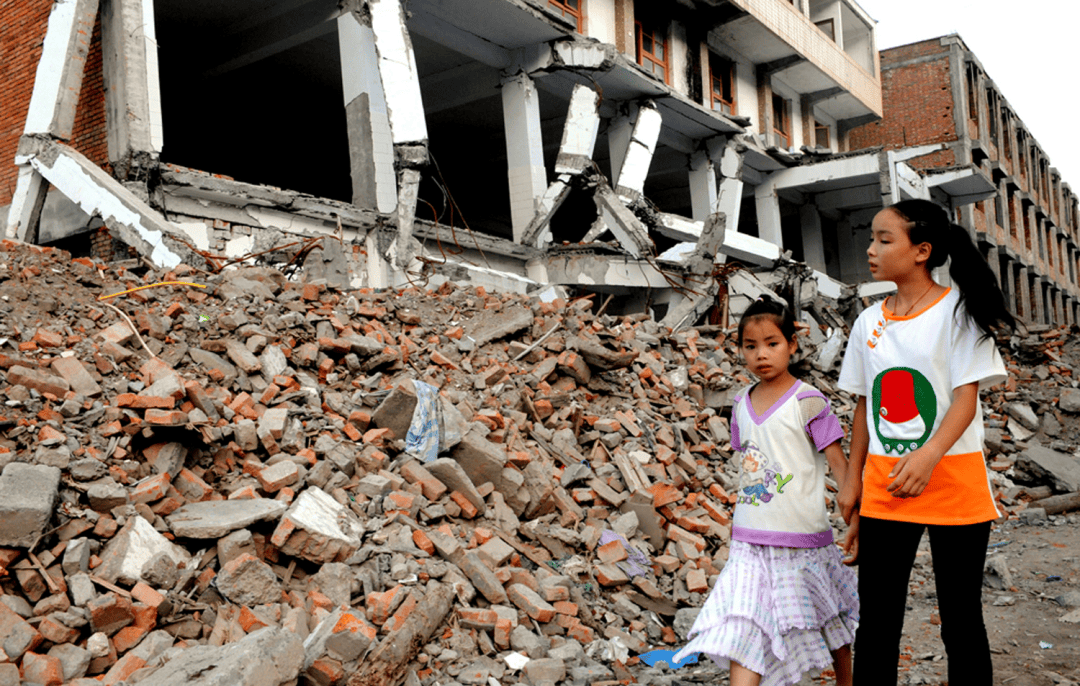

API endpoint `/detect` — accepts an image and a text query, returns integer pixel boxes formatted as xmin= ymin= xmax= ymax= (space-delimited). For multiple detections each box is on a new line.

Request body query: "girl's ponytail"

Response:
xmin=889 ymin=199 xmax=1016 ymax=341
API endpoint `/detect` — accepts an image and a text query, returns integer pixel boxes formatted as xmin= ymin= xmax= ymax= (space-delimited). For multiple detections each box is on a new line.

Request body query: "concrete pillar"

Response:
xmin=614 ymin=101 xmax=662 ymax=202
xmin=688 ymin=150 xmax=717 ymax=222
xmin=501 ymin=73 xmax=548 ymax=243
xmin=368 ymin=0 xmax=428 ymax=146
xmin=338 ymin=11 xmax=398 ymax=214
xmin=554 ymin=84 xmax=601 ymax=176
xmin=1016 ymin=265 xmax=1031 ymax=322
xmin=25 ymin=0 xmax=100 ymax=140
xmin=8 ymin=0 xmax=99 ymax=240
xmin=101 ymin=0 xmax=164 ymax=175
xmin=4 ymin=166 xmax=49 ymax=242
xmin=1033 ymin=276 xmax=1046 ymax=324
xmin=607 ymin=108 xmax=635 ymax=187
xmin=754 ymin=184 xmax=783 ymax=248
xmin=998 ymin=255 xmax=1014 ymax=316
xmin=800 ymin=204 xmax=827 ymax=273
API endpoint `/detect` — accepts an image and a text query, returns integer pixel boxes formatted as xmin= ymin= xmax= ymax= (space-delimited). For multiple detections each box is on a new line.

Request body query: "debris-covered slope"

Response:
xmin=0 ymin=239 xmax=1077 ymax=686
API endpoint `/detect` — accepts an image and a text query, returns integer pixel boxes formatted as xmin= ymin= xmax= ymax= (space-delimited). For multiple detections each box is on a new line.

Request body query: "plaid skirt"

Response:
xmin=672 ymin=540 xmax=859 ymax=686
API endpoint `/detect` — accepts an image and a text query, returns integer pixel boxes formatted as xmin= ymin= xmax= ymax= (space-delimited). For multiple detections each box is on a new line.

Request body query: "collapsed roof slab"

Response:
xmin=527 ymin=252 xmax=678 ymax=290
xmin=18 ymin=138 xmax=200 ymax=270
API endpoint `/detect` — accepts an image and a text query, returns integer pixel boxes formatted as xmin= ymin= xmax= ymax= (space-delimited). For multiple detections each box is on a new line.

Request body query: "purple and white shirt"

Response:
xmin=730 ymin=379 xmax=844 ymax=548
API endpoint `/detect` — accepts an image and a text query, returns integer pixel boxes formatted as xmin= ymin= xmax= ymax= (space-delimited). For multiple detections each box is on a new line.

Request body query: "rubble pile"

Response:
xmin=0 ymin=238 xmax=1076 ymax=686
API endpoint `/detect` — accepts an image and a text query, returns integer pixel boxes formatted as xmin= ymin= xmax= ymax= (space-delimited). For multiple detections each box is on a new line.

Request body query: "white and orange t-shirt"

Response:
xmin=838 ymin=288 xmax=1007 ymax=525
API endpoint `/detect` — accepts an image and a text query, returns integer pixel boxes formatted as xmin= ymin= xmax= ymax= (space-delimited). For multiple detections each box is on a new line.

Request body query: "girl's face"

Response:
xmin=739 ymin=317 xmax=796 ymax=383
xmin=867 ymin=209 xmax=931 ymax=283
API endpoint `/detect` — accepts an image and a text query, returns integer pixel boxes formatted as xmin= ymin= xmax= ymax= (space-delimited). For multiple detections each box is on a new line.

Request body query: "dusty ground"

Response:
xmin=653 ymin=514 xmax=1080 ymax=685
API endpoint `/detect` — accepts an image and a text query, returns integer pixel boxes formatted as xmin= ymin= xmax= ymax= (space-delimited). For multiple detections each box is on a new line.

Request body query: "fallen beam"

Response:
xmin=20 ymin=137 xmax=199 ymax=269
xmin=594 ymin=184 xmax=654 ymax=259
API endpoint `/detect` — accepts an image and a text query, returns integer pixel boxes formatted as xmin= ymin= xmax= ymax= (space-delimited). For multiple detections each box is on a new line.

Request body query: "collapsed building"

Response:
xmin=849 ymin=35 xmax=1080 ymax=326
xmin=1 ymin=0 xmax=1015 ymax=326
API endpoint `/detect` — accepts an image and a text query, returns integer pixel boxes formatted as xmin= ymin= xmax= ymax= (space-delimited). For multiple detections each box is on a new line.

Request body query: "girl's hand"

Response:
xmin=886 ymin=447 xmax=942 ymax=498
xmin=842 ymin=511 xmax=859 ymax=565
xmin=838 ymin=479 xmax=861 ymax=525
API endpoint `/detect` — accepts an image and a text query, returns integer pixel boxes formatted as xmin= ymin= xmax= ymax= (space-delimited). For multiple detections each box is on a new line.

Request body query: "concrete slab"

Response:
xmin=166 ymin=499 xmax=288 ymax=539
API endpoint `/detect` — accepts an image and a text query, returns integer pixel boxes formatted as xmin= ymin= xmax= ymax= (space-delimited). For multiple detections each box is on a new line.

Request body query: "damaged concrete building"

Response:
xmin=849 ymin=35 xmax=1080 ymax=326
xmin=0 ymin=0 xmax=1017 ymax=324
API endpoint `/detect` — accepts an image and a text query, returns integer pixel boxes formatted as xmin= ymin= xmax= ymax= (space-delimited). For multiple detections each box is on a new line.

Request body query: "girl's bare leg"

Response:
xmin=831 ymin=645 xmax=852 ymax=686
xmin=730 ymin=660 xmax=763 ymax=686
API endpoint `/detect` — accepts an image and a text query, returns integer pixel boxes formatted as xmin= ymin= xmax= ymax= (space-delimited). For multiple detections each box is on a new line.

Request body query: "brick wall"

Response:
xmin=0 ymin=0 xmax=109 ymax=208
xmin=847 ymin=42 xmax=959 ymax=168
xmin=71 ymin=13 xmax=109 ymax=171
xmin=0 ymin=0 xmax=52 ymax=207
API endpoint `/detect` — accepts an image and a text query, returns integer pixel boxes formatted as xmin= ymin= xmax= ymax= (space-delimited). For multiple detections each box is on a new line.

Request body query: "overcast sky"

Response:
xmin=861 ymin=0 xmax=1080 ymax=194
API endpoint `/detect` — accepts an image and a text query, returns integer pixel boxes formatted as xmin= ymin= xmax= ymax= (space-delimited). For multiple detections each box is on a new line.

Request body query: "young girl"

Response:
xmin=674 ymin=298 xmax=860 ymax=686
xmin=837 ymin=199 xmax=1014 ymax=685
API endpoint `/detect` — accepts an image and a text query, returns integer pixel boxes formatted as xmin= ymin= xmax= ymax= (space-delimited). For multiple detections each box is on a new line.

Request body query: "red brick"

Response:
xmin=381 ymin=593 xmax=417 ymax=633
xmin=144 ymin=409 xmax=188 ymax=425
xmin=412 ymin=529 xmax=435 ymax=555
xmin=131 ymin=472 xmax=171 ymax=504
xmin=102 ymin=653 xmax=146 ymax=685
xmin=399 ymin=461 xmax=447 ymax=501
xmin=21 ymin=652 xmax=64 ymax=686
xmin=597 ymin=540 xmax=628 ymax=564
xmin=449 ymin=491 xmax=479 ymax=519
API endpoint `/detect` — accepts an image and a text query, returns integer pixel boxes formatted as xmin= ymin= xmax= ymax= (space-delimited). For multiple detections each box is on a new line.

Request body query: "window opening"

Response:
xmin=771 ymin=92 xmax=791 ymax=148
xmin=709 ymin=54 xmax=736 ymax=115
xmin=635 ymin=14 xmax=669 ymax=83
xmin=548 ymin=0 xmax=583 ymax=32
xmin=814 ymin=119 xmax=830 ymax=149
xmin=814 ymin=18 xmax=835 ymax=41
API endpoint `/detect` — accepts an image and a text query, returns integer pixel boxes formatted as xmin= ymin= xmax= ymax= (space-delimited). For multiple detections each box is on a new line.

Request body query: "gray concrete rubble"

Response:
xmin=129 ymin=627 xmax=304 ymax=686
xmin=0 ymin=463 xmax=61 ymax=548
xmin=166 ymin=499 xmax=288 ymax=539
xmin=0 ymin=236 xmax=1074 ymax=685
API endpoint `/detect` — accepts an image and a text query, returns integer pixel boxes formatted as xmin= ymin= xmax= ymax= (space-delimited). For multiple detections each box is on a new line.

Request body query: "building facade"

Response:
xmin=1 ymin=0 xmax=996 ymax=324
xmin=849 ymin=35 xmax=1080 ymax=326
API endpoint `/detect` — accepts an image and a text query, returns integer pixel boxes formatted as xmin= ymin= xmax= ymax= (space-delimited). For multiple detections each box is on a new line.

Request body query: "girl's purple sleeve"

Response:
xmin=730 ymin=398 xmax=741 ymax=451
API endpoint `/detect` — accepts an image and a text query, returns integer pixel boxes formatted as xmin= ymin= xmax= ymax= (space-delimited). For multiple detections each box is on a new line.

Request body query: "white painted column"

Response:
xmin=688 ymin=151 xmax=717 ymax=222
xmin=369 ymin=0 xmax=428 ymax=145
xmin=9 ymin=0 xmax=99 ymax=240
xmin=800 ymin=204 xmax=827 ymax=273
xmin=4 ymin=166 xmax=49 ymax=241
xmin=25 ymin=0 xmax=100 ymax=139
xmin=554 ymin=84 xmax=601 ymax=176
xmin=338 ymin=10 xmax=398 ymax=213
xmin=754 ymin=183 xmax=784 ymax=248
xmin=502 ymin=73 xmax=548 ymax=243
xmin=101 ymin=0 xmax=165 ymax=166
xmin=614 ymin=101 xmax=661 ymax=202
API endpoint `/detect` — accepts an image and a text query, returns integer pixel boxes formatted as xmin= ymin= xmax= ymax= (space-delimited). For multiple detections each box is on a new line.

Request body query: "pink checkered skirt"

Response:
xmin=672 ymin=540 xmax=859 ymax=686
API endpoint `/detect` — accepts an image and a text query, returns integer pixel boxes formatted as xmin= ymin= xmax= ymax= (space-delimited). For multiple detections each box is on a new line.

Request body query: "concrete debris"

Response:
xmin=0 ymin=239 xmax=1075 ymax=685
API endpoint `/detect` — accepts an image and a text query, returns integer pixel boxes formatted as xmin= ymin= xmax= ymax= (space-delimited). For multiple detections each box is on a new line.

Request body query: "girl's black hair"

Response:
xmin=737 ymin=297 xmax=797 ymax=346
xmin=888 ymin=199 xmax=1016 ymax=340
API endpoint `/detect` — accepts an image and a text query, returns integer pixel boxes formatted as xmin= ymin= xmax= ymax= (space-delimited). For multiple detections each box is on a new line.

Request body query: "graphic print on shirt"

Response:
xmin=737 ymin=441 xmax=794 ymax=506
xmin=871 ymin=367 xmax=937 ymax=454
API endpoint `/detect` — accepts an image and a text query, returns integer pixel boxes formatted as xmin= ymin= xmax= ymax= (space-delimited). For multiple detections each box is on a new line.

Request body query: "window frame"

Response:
xmin=814 ymin=18 xmax=835 ymax=41
xmin=635 ymin=18 xmax=669 ymax=84
xmin=548 ymin=0 xmax=584 ymax=33
xmin=771 ymin=92 xmax=791 ymax=149
xmin=813 ymin=119 xmax=831 ymax=149
xmin=709 ymin=53 xmax=736 ymax=115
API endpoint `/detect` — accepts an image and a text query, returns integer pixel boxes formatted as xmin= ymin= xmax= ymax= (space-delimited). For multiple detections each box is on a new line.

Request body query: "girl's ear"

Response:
xmin=913 ymin=240 xmax=933 ymax=266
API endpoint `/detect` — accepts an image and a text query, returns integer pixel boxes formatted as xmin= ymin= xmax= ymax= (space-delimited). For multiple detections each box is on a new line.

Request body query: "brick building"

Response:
xmin=1 ymin=0 xmax=996 ymax=323
xmin=850 ymin=35 xmax=1080 ymax=325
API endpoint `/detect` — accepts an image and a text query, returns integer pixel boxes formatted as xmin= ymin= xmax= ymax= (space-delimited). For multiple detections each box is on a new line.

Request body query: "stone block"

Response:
xmin=125 ymin=626 xmax=303 ymax=686
xmin=96 ymin=515 xmax=191 ymax=586
xmin=167 ymin=499 xmax=287 ymax=539
xmin=271 ymin=487 xmax=362 ymax=564
xmin=215 ymin=553 xmax=283 ymax=606
xmin=6 ymin=365 xmax=70 ymax=397
xmin=51 ymin=357 xmax=102 ymax=397
xmin=0 ymin=463 xmax=60 ymax=547
xmin=371 ymin=379 xmax=417 ymax=442
xmin=450 ymin=425 xmax=507 ymax=492
xmin=426 ymin=458 xmax=485 ymax=513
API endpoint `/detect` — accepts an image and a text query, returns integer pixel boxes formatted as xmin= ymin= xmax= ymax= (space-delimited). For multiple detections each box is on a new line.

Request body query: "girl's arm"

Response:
xmin=838 ymin=396 xmax=868 ymax=524
xmin=823 ymin=441 xmax=848 ymax=489
xmin=887 ymin=382 xmax=979 ymax=498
